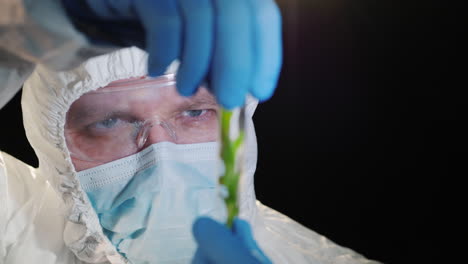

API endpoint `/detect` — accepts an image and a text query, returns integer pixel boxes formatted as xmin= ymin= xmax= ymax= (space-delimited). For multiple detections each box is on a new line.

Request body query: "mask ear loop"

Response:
xmin=136 ymin=117 xmax=178 ymax=149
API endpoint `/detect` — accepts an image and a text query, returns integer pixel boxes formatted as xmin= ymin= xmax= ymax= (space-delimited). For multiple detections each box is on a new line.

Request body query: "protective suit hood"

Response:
xmin=21 ymin=47 xmax=260 ymax=263
xmin=9 ymin=47 xmax=380 ymax=263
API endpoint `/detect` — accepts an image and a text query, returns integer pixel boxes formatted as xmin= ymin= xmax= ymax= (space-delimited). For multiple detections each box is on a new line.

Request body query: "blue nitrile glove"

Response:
xmin=61 ymin=0 xmax=282 ymax=109
xmin=192 ymin=217 xmax=272 ymax=264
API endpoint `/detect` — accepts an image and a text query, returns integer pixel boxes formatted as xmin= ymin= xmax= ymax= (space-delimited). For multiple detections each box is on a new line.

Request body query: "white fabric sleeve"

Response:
xmin=0 ymin=152 xmax=79 ymax=263
xmin=255 ymin=201 xmax=383 ymax=264
xmin=0 ymin=152 xmax=7 ymax=260
xmin=0 ymin=0 xmax=115 ymax=109
xmin=0 ymin=151 xmax=38 ymax=261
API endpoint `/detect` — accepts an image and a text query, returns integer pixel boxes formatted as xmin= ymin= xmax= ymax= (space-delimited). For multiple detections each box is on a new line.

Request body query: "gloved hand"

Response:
xmin=192 ymin=217 xmax=272 ymax=264
xmin=61 ymin=0 xmax=282 ymax=109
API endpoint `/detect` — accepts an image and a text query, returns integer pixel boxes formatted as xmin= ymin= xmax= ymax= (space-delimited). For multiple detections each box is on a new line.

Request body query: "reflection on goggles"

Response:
xmin=65 ymin=75 xmax=220 ymax=164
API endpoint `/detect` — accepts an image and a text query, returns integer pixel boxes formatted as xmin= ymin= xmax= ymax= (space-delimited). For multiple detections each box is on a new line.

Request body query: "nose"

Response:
xmin=141 ymin=121 xmax=177 ymax=148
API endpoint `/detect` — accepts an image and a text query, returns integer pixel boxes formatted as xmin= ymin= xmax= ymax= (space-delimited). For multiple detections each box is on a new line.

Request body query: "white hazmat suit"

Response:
xmin=1 ymin=46 xmax=380 ymax=264
xmin=0 ymin=1 xmax=381 ymax=263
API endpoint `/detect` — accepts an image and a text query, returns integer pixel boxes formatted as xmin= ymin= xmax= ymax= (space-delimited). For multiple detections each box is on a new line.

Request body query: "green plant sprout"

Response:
xmin=219 ymin=108 xmax=245 ymax=228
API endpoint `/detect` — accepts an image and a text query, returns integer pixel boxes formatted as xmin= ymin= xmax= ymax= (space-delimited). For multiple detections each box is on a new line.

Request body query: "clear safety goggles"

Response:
xmin=64 ymin=74 xmax=220 ymax=166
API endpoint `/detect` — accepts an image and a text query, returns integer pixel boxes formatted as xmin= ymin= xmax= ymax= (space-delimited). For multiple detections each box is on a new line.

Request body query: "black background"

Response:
xmin=0 ymin=1 xmax=461 ymax=263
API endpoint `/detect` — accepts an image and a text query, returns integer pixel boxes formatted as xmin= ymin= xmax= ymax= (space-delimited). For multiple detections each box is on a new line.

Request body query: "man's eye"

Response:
xmin=92 ymin=118 xmax=120 ymax=129
xmin=182 ymin=109 xmax=207 ymax=118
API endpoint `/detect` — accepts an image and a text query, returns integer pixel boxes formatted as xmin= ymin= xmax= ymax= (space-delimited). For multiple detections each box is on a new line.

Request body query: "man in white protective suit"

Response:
xmin=0 ymin=1 xmax=382 ymax=264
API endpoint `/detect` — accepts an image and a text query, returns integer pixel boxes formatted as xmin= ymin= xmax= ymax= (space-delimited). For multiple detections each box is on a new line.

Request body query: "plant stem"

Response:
xmin=219 ymin=108 xmax=245 ymax=228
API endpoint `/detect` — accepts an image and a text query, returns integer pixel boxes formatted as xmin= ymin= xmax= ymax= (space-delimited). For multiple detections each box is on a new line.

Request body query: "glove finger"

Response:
xmin=211 ymin=0 xmax=254 ymax=109
xmin=135 ymin=0 xmax=182 ymax=77
xmin=192 ymin=217 xmax=260 ymax=264
xmin=176 ymin=0 xmax=214 ymax=96
xmin=233 ymin=218 xmax=272 ymax=264
xmin=247 ymin=0 xmax=283 ymax=101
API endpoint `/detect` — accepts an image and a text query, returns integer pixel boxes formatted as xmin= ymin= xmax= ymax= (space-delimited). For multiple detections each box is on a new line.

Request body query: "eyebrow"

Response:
xmin=66 ymin=107 xmax=111 ymax=128
xmin=177 ymin=92 xmax=219 ymax=111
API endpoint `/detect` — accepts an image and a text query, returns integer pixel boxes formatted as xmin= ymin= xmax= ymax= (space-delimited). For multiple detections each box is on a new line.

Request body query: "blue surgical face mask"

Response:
xmin=77 ymin=142 xmax=227 ymax=264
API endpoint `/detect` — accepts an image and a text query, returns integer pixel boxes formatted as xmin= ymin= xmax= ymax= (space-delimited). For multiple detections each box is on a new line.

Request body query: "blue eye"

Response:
xmin=95 ymin=118 xmax=119 ymax=129
xmin=183 ymin=109 xmax=206 ymax=117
